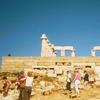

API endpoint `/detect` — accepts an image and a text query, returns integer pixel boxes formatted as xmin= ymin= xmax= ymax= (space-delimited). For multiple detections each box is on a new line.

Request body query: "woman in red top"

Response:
xmin=18 ymin=72 xmax=26 ymax=100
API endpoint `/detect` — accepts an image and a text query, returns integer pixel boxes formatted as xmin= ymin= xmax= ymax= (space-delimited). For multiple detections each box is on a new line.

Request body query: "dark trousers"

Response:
xmin=19 ymin=89 xmax=25 ymax=100
xmin=24 ymin=86 xmax=32 ymax=100
xmin=66 ymin=82 xmax=71 ymax=91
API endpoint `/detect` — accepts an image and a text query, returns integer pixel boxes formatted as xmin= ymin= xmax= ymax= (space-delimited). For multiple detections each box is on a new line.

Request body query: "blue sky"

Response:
xmin=0 ymin=0 xmax=100 ymax=56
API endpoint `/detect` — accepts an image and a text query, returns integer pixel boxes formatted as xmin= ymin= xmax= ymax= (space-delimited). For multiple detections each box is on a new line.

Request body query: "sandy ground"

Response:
xmin=30 ymin=88 xmax=100 ymax=100
xmin=0 ymin=87 xmax=100 ymax=100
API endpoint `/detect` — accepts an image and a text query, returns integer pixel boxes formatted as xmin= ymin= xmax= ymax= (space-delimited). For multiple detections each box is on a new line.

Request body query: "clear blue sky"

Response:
xmin=0 ymin=0 xmax=100 ymax=56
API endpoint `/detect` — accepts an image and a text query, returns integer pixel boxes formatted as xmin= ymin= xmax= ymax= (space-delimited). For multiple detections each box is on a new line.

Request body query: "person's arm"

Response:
xmin=74 ymin=74 xmax=77 ymax=81
xmin=20 ymin=75 xmax=27 ymax=81
xmin=69 ymin=73 xmax=72 ymax=82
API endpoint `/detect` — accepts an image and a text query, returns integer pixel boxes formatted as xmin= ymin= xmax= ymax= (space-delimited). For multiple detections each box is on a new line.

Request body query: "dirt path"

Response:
xmin=30 ymin=88 xmax=100 ymax=100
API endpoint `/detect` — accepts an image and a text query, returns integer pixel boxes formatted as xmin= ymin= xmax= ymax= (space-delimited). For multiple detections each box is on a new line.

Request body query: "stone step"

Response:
xmin=0 ymin=93 xmax=19 ymax=100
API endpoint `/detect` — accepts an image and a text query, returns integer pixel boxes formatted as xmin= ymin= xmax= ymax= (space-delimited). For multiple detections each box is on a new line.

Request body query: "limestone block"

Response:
xmin=95 ymin=81 xmax=100 ymax=87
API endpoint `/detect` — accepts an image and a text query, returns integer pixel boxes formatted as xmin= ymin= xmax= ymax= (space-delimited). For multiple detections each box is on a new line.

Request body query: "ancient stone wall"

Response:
xmin=1 ymin=56 xmax=100 ymax=72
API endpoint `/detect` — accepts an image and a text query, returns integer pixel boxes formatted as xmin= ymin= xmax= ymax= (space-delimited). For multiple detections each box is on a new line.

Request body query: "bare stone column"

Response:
xmin=54 ymin=52 xmax=56 ymax=57
xmin=48 ymin=43 xmax=55 ymax=56
xmin=61 ymin=48 xmax=65 ymax=56
xmin=71 ymin=50 xmax=75 ymax=56
xmin=46 ymin=39 xmax=50 ymax=56
xmin=91 ymin=50 xmax=96 ymax=57
xmin=41 ymin=33 xmax=47 ymax=56
xmin=51 ymin=44 xmax=56 ymax=57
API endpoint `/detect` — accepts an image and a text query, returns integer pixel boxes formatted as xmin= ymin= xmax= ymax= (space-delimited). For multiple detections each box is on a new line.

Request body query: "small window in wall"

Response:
xmin=85 ymin=66 xmax=91 ymax=68
xmin=55 ymin=62 xmax=71 ymax=66
xmin=55 ymin=62 xmax=64 ymax=66
xmin=67 ymin=62 xmax=71 ymax=66
xmin=55 ymin=62 xmax=57 ymax=65
xmin=62 ymin=62 xmax=65 ymax=65
xmin=50 ymin=68 xmax=54 ymax=70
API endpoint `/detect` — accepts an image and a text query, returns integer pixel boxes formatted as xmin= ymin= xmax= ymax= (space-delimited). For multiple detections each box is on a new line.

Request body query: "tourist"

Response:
xmin=2 ymin=76 xmax=11 ymax=97
xmin=18 ymin=71 xmax=26 ymax=100
xmin=74 ymin=70 xmax=81 ymax=97
xmin=66 ymin=70 xmax=72 ymax=98
xmin=24 ymin=72 xmax=33 ymax=100
xmin=83 ymin=70 xmax=89 ymax=89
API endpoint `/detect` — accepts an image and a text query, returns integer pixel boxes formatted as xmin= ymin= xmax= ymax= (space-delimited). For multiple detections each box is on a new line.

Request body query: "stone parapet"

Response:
xmin=2 ymin=56 xmax=100 ymax=72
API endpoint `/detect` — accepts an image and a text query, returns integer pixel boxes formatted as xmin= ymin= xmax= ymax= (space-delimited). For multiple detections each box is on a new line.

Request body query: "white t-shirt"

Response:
xmin=67 ymin=73 xmax=71 ymax=82
xmin=25 ymin=76 xmax=33 ymax=87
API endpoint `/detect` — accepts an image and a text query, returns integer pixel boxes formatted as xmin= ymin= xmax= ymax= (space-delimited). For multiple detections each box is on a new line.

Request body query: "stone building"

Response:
xmin=1 ymin=34 xmax=100 ymax=79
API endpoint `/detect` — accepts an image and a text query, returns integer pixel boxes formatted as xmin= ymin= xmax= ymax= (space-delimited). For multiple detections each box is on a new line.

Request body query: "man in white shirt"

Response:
xmin=24 ymin=72 xmax=33 ymax=100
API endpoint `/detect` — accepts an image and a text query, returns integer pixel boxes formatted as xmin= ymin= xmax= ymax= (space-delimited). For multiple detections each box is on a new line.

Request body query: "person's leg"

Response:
xmin=28 ymin=87 xmax=32 ymax=100
xmin=24 ymin=87 xmax=28 ymax=100
xmin=77 ymin=80 xmax=80 ymax=97
xmin=22 ymin=88 xmax=26 ymax=100
xmin=6 ymin=87 xmax=9 ymax=96
xmin=24 ymin=87 xmax=32 ymax=100
xmin=18 ymin=90 xmax=22 ymax=100
xmin=75 ymin=80 xmax=79 ymax=97
xmin=84 ymin=81 xmax=88 ymax=89
xmin=3 ymin=87 xmax=8 ymax=97
xmin=3 ymin=90 xmax=7 ymax=97
xmin=67 ymin=82 xmax=71 ymax=97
